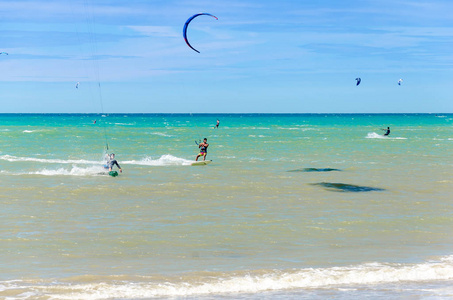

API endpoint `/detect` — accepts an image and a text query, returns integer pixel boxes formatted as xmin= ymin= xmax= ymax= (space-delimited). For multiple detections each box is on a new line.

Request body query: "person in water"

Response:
xmin=105 ymin=153 xmax=122 ymax=172
xmin=196 ymin=138 xmax=209 ymax=161
xmin=382 ymin=127 xmax=390 ymax=136
xmin=215 ymin=119 xmax=220 ymax=129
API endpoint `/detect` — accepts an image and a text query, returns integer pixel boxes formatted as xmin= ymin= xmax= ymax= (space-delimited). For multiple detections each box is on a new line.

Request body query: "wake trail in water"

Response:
xmin=366 ymin=132 xmax=407 ymax=140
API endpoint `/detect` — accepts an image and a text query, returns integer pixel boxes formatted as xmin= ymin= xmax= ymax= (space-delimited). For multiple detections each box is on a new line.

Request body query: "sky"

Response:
xmin=0 ymin=0 xmax=452 ymax=113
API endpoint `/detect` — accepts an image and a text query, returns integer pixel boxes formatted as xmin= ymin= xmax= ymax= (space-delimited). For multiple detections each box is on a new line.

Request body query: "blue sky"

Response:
xmin=1 ymin=0 xmax=452 ymax=113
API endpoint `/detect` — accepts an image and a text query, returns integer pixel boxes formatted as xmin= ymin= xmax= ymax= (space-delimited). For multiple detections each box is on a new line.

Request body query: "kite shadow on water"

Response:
xmin=311 ymin=182 xmax=385 ymax=192
xmin=288 ymin=168 xmax=342 ymax=172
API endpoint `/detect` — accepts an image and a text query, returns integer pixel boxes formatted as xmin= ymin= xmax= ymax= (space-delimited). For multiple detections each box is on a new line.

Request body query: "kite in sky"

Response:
xmin=183 ymin=13 xmax=218 ymax=53
xmin=355 ymin=78 xmax=361 ymax=86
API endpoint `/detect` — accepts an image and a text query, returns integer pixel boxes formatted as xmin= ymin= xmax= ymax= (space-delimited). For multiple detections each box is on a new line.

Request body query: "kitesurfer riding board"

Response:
xmin=381 ymin=127 xmax=390 ymax=136
xmin=195 ymin=138 xmax=209 ymax=161
xmin=104 ymin=153 xmax=122 ymax=176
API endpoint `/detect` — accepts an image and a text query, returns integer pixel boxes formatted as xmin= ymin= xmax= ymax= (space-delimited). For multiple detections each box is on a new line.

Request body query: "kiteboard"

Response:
xmin=98 ymin=170 xmax=119 ymax=177
xmin=191 ymin=160 xmax=212 ymax=166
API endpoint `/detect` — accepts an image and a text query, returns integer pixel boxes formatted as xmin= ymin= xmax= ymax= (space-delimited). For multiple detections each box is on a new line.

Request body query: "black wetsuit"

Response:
xmin=384 ymin=129 xmax=390 ymax=136
xmin=107 ymin=159 xmax=121 ymax=169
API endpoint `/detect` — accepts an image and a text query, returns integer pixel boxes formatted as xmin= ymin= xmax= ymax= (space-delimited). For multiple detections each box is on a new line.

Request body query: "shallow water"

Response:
xmin=1 ymin=113 xmax=453 ymax=299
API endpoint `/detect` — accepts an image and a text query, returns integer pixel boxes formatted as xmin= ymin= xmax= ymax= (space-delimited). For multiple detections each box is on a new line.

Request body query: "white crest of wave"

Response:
xmin=0 ymin=155 xmax=99 ymax=165
xmin=123 ymin=154 xmax=193 ymax=166
xmin=29 ymin=165 xmax=105 ymax=176
xmin=149 ymin=132 xmax=173 ymax=137
xmin=6 ymin=256 xmax=453 ymax=299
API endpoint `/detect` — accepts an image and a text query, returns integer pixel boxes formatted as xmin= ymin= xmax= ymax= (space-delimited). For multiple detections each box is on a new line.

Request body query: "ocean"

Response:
xmin=1 ymin=113 xmax=453 ymax=299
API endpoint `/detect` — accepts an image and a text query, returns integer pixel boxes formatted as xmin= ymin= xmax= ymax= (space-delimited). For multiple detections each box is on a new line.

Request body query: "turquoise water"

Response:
xmin=1 ymin=113 xmax=453 ymax=299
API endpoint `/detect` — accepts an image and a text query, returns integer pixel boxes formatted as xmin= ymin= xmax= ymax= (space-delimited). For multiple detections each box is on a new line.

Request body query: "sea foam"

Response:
xmin=366 ymin=132 xmax=407 ymax=140
xmin=0 ymin=154 xmax=99 ymax=165
xmin=122 ymin=154 xmax=193 ymax=166
xmin=1 ymin=256 xmax=453 ymax=299
xmin=28 ymin=165 xmax=105 ymax=176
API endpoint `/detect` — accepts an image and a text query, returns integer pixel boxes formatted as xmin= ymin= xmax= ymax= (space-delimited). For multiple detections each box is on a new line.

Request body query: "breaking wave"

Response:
xmin=1 ymin=256 xmax=453 ymax=299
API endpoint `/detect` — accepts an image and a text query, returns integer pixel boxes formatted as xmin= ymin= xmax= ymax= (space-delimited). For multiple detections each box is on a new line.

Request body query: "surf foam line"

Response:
xmin=0 ymin=155 xmax=99 ymax=165
xmin=0 ymin=154 xmax=195 ymax=168
xmin=2 ymin=256 xmax=453 ymax=299
xmin=1 ymin=166 xmax=107 ymax=176
xmin=122 ymin=154 xmax=194 ymax=166
xmin=27 ymin=166 xmax=106 ymax=176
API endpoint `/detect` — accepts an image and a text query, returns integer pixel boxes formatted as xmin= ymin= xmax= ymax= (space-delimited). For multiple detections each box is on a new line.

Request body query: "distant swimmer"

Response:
xmin=105 ymin=153 xmax=122 ymax=173
xmin=382 ymin=127 xmax=390 ymax=136
xmin=215 ymin=119 xmax=220 ymax=129
xmin=195 ymin=138 xmax=209 ymax=161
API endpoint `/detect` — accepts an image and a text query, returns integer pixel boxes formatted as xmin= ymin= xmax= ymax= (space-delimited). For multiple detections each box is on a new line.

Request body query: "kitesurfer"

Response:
xmin=105 ymin=153 xmax=122 ymax=172
xmin=196 ymin=138 xmax=209 ymax=161
xmin=215 ymin=119 xmax=220 ymax=129
xmin=382 ymin=127 xmax=390 ymax=136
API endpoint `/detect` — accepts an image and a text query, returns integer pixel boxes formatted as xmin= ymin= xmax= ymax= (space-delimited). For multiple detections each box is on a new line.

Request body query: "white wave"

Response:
xmin=242 ymin=127 xmax=270 ymax=130
xmin=122 ymin=154 xmax=193 ymax=166
xmin=366 ymin=132 xmax=407 ymax=140
xmin=4 ymin=165 xmax=107 ymax=176
xmin=33 ymin=166 xmax=106 ymax=176
xmin=22 ymin=130 xmax=35 ymax=133
xmin=0 ymin=155 xmax=99 ymax=165
xmin=276 ymin=127 xmax=315 ymax=131
xmin=149 ymin=132 xmax=173 ymax=137
xmin=0 ymin=154 xmax=196 ymax=167
xmin=2 ymin=256 xmax=453 ymax=299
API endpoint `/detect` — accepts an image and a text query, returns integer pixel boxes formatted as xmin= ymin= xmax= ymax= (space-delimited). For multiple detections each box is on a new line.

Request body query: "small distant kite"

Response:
xmin=0 ymin=52 xmax=8 ymax=55
xmin=75 ymin=82 xmax=80 ymax=89
xmin=183 ymin=13 xmax=218 ymax=53
xmin=355 ymin=78 xmax=361 ymax=86
xmin=398 ymin=79 xmax=403 ymax=86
